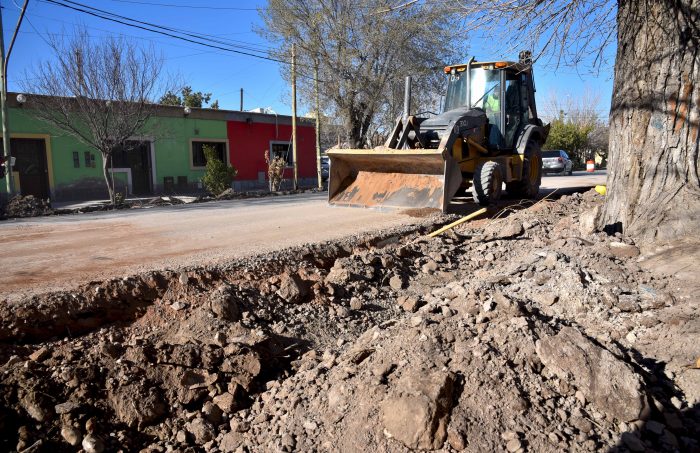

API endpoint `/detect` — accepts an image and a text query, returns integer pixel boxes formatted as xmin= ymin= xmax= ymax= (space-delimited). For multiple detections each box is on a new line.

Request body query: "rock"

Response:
xmin=645 ymin=420 xmax=665 ymax=435
xmin=29 ymin=347 xmax=50 ymax=362
xmin=175 ymin=430 xmax=188 ymax=443
xmin=571 ymin=416 xmax=593 ymax=433
xmin=202 ymin=401 xmax=223 ymax=425
xmin=381 ymin=369 xmax=455 ymax=450
xmin=494 ymin=220 xmax=524 ymax=240
xmin=20 ymin=392 xmax=49 ymax=422
xmin=108 ymin=384 xmax=167 ymax=429
xmin=534 ymin=291 xmax=559 ymax=306
xmin=506 ymin=438 xmax=522 ymax=452
xmin=350 ymin=297 xmax=363 ymax=310
xmin=447 ymin=426 xmax=466 ymax=450
xmin=620 ymin=432 xmax=645 ymax=452
xmin=609 ymin=241 xmax=640 ymax=258
xmin=398 ymin=296 xmax=421 ymax=313
xmin=422 ymin=260 xmax=438 ymax=274
xmin=81 ymin=434 xmax=105 ymax=453
xmin=61 ymin=425 xmax=82 ymax=447
xmin=213 ymin=392 xmax=238 ymax=413
xmin=209 ymin=284 xmax=241 ymax=321
xmin=410 ymin=316 xmax=423 ymax=327
xmin=389 ymin=275 xmax=404 ymax=291
xmin=178 ymin=272 xmax=189 ymax=285
xmin=186 ymin=418 xmax=215 ymax=445
xmin=220 ymin=432 xmax=243 ymax=452
xmin=326 ymin=266 xmax=351 ymax=285
xmin=276 ymin=272 xmax=307 ymax=303
xmin=578 ymin=206 xmax=601 ymax=235
xmin=303 ymin=420 xmax=318 ymax=431
xmin=536 ymin=327 xmax=645 ymax=422
xmin=55 ymin=401 xmax=80 ymax=415
xmin=617 ymin=295 xmax=640 ymax=312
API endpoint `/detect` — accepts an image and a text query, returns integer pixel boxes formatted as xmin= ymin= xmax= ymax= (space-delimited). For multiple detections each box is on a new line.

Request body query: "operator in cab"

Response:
xmin=484 ymin=83 xmax=501 ymax=146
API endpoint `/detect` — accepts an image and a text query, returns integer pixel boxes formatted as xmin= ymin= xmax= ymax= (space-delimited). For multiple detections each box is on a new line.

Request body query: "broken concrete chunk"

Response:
xmin=381 ymin=369 xmax=455 ymax=450
xmin=536 ymin=327 xmax=644 ymax=422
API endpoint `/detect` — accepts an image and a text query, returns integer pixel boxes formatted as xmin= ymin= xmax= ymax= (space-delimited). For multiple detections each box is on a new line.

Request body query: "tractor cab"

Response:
xmin=443 ymin=60 xmax=537 ymax=151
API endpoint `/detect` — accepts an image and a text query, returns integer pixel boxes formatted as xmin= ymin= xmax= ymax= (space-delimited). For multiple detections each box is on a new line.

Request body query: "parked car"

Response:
xmin=542 ymin=150 xmax=573 ymax=175
xmin=321 ymin=155 xmax=330 ymax=181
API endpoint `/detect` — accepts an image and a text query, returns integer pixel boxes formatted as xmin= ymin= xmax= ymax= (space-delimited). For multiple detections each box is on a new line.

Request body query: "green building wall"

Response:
xmin=1 ymin=106 xmax=229 ymax=201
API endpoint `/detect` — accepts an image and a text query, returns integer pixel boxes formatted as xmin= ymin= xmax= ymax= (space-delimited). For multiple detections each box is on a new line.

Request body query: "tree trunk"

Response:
xmin=601 ymin=0 xmax=700 ymax=244
xmin=102 ymin=153 xmax=115 ymax=204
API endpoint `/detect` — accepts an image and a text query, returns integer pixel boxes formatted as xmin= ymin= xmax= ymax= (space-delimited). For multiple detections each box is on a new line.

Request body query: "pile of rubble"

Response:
xmin=0 ymin=190 xmax=697 ymax=452
xmin=1 ymin=195 xmax=53 ymax=219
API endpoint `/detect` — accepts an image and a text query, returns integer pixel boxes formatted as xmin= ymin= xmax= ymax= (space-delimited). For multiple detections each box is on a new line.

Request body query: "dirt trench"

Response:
xmin=1 ymin=191 xmax=698 ymax=453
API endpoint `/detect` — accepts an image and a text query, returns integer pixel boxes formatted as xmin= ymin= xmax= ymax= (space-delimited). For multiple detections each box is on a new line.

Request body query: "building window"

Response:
xmin=270 ymin=142 xmax=292 ymax=166
xmin=192 ymin=141 xmax=226 ymax=167
xmin=84 ymin=151 xmax=96 ymax=168
xmin=73 ymin=151 xmax=80 ymax=168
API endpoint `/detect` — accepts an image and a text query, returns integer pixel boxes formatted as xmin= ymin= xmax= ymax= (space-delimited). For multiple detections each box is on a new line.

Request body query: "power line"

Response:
xmin=106 ymin=0 xmax=259 ymax=10
xmin=40 ymin=0 xmax=286 ymax=63
xmin=38 ymin=0 xmax=327 ymax=82
xmin=43 ymin=0 xmax=274 ymax=53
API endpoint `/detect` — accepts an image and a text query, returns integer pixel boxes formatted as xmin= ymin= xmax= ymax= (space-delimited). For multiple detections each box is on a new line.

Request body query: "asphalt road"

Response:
xmin=1 ymin=170 xmax=606 ymax=300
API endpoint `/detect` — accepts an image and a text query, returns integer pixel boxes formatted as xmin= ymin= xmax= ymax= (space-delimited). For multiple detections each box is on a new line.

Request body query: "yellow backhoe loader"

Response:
xmin=327 ymin=51 xmax=549 ymax=211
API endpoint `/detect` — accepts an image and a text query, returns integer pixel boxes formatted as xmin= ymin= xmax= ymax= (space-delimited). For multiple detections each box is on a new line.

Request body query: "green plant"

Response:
xmin=201 ymin=145 xmax=237 ymax=195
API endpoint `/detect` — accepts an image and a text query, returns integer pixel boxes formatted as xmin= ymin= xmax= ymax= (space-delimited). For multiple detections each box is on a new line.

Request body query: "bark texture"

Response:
xmin=602 ymin=0 xmax=700 ymax=243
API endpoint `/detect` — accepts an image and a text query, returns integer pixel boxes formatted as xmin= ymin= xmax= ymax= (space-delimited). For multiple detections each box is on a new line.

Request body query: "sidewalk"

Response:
xmin=52 ymin=195 xmax=197 ymax=210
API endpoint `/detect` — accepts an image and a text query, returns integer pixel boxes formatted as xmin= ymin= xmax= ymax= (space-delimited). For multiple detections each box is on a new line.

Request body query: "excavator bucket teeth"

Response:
xmin=327 ymin=148 xmax=462 ymax=212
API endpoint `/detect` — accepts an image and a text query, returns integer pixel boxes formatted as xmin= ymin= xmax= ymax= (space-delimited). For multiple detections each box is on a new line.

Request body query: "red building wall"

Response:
xmin=227 ymin=120 xmax=316 ymax=182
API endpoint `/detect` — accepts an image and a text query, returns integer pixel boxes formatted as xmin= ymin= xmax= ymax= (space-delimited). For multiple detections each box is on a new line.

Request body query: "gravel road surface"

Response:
xmin=0 ymin=171 xmax=606 ymax=300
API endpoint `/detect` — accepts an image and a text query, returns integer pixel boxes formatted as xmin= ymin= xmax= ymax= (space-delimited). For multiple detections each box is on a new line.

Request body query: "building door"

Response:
xmin=112 ymin=140 xmax=152 ymax=196
xmin=3 ymin=138 xmax=50 ymax=199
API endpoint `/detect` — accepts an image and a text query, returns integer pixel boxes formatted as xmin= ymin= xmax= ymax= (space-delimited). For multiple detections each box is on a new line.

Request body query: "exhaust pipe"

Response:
xmin=403 ymin=76 xmax=412 ymax=118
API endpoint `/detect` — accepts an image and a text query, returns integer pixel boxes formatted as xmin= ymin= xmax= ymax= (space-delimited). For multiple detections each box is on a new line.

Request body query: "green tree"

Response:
xmin=160 ymin=86 xmax=220 ymax=109
xmin=543 ymin=116 xmax=593 ymax=169
xmin=201 ymin=146 xmax=237 ymax=196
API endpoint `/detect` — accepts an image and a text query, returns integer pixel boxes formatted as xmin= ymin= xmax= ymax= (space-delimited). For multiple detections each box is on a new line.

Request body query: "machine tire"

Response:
xmin=471 ymin=161 xmax=503 ymax=206
xmin=506 ymin=139 xmax=542 ymax=199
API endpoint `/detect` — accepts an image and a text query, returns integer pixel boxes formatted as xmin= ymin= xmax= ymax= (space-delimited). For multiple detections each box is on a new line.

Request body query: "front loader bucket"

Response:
xmin=327 ymin=148 xmax=462 ymax=212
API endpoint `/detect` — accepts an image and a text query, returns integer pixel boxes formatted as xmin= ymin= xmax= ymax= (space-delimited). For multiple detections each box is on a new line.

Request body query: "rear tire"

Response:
xmin=506 ymin=139 xmax=542 ymax=199
xmin=471 ymin=161 xmax=503 ymax=206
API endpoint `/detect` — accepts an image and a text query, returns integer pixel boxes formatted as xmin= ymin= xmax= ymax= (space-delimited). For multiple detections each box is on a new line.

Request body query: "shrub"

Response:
xmin=264 ymin=149 xmax=286 ymax=192
xmin=201 ymin=145 xmax=237 ymax=195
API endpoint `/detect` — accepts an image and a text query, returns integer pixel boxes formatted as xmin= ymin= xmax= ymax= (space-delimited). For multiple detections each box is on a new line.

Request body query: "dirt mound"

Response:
xmin=0 ymin=190 xmax=698 ymax=452
xmin=1 ymin=195 xmax=53 ymax=218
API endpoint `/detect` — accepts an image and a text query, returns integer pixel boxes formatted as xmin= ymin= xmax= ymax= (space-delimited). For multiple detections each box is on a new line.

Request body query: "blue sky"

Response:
xmin=3 ymin=0 xmax=614 ymax=122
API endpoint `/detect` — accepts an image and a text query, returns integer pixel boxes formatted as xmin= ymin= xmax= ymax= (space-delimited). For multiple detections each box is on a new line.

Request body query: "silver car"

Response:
xmin=320 ymin=155 xmax=330 ymax=181
xmin=542 ymin=150 xmax=573 ymax=175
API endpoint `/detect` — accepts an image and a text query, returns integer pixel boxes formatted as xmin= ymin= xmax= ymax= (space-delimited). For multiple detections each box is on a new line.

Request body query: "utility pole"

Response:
xmin=291 ymin=43 xmax=298 ymax=190
xmin=314 ymin=64 xmax=322 ymax=190
xmin=239 ymin=88 xmax=243 ymax=111
xmin=0 ymin=5 xmax=14 ymax=196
